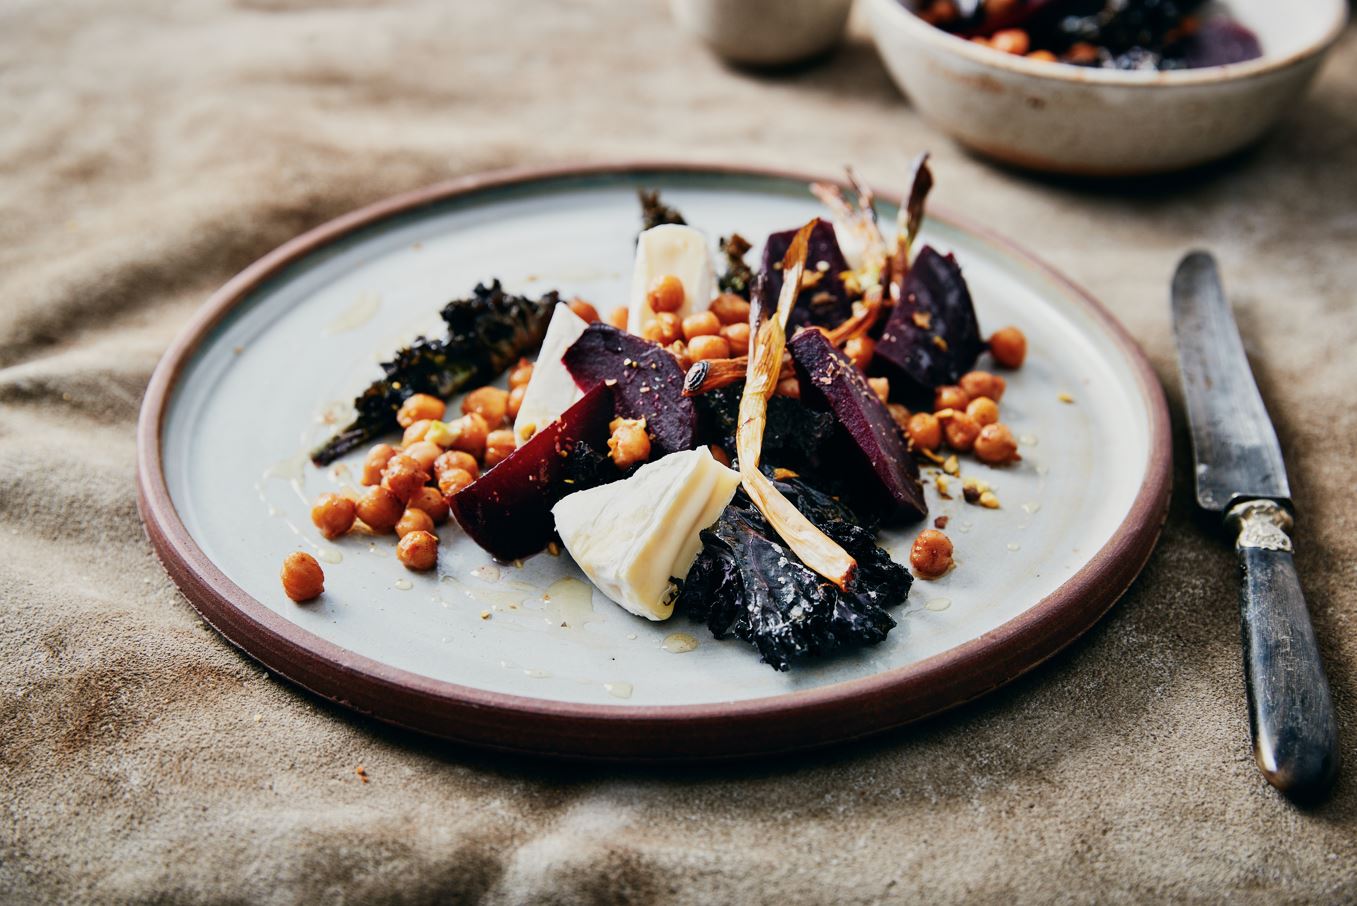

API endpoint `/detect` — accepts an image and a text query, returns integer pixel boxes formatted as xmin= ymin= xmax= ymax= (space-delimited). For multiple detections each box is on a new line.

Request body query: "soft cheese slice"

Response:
xmin=626 ymin=224 xmax=715 ymax=333
xmin=552 ymin=448 xmax=740 ymax=621
xmin=513 ymin=302 xmax=590 ymax=446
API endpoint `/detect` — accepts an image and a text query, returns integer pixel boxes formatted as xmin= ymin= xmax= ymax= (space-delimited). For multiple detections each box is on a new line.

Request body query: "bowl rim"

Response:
xmin=869 ymin=0 xmax=1348 ymax=88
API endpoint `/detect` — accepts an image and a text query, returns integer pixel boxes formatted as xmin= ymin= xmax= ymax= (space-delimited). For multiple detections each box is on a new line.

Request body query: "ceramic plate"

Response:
xmin=137 ymin=163 xmax=1171 ymax=761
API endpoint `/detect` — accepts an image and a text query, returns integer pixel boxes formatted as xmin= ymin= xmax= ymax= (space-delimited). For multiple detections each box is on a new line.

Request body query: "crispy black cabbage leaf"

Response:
xmin=717 ymin=233 xmax=754 ymax=298
xmin=638 ymin=189 xmax=686 ymax=235
xmin=676 ymin=476 xmax=911 ymax=671
xmin=311 ymin=280 xmax=556 ymax=465
xmin=695 ymin=384 xmax=837 ymax=478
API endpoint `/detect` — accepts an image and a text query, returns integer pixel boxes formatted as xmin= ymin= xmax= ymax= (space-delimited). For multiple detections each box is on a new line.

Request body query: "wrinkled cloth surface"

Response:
xmin=2 ymin=2 xmax=1355 ymax=903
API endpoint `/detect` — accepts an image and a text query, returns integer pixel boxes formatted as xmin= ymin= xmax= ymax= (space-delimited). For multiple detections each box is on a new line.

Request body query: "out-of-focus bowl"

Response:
xmin=671 ymin=0 xmax=854 ymax=67
xmin=864 ymin=0 xmax=1348 ymax=175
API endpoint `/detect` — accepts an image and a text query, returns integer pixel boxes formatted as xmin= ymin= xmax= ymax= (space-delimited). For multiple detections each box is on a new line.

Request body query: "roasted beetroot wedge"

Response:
xmin=449 ymin=384 xmax=614 ymax=561
xmin=562 ymin=322 xmax=697 ymax=456
xmin=752 ymin=218 xmax=853 ymax=330
xmin=873 ymin=245 xmax=984 ymax=407
xmin=789 ymin=329 xmax=927 ymax=523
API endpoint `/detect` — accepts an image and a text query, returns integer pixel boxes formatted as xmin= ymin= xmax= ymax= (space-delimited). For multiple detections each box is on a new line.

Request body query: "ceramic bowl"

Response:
xmin=864 ymin=0 xmax=1348 ymax=175
xmin=670 ymin=0 xmax=854 ymax=67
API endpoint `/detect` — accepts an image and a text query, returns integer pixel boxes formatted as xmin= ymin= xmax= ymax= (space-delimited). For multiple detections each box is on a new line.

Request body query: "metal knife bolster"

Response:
xmin=1226 ymin=499 xmax=1294 ymax=553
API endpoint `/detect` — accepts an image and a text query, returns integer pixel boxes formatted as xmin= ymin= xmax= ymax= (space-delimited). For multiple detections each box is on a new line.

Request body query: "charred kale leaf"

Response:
xmin=676 ymin=477 xmax=911 ymax=671
xmin=695 ymin=384 xmax=837 ymax=477
xmin=311 ymin=280 xmax=556 ymax=465
xmin=717 ymin=233 xmax=755 ymax=298
xmin=638 ymin=189 xmax=686 ymax=235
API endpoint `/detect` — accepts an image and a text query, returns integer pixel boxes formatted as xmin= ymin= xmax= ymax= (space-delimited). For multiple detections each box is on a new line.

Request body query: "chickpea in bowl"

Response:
xmin=865 ymin=0 xmax=1348 ymax=175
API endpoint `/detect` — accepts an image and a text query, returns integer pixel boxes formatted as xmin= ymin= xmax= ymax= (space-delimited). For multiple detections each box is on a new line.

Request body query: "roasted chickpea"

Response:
xmin=888 ymin=403 xmax=912 ymax=435
xmin=652 ymin=312 xmax=683 ymax=345
xmin=434 ymin=449 xmax=479 ymax=481
xmin=402 ymin=419 xmax=433 ymax=447
xmin=483 ymin=429 xmax=517 ymax=469
xmin=943 ymin=412 xmax=981 ymax=452
xmin=396 ymin=507 xmax=435 ymax=539
xmin=447 ymin=413 xmax=489 ymax=460
xmin=688 ymin=334 xmax=731 ymax=362
xmin=462 ymin=386 xmax=510 ymax=428
xmin=844 ymin=336 xmax=875 ymax=370
xmin=508 ymin=358 xmax=534 ymax=390
xmin=647 ymin=274 xmax=685 ymax=313
xmin=710 ymin=293 xmax=751 ymax=325
xmin=280 ymin=551 xmax=324 ymax=602
xmin=1065 ymin=41 xmax=1099 ymax=64
xmin=310 ymin=492 xmax=356 ymax=539
xmin=868 ymin=377 xmax=890 ymax=403
xmin=361 ymin=443 xmax=397 ymax=486
xmin=396 ymin=530 xmax=438 ymax=571
xmin=667 ymin=340 xmax=693 ymax=372
xmin=974 ymin=423 xmax=1020 ymax=465
xmin=397 ymin=393 xmax=445 ymax=429
xmin=608 ymin=417 xmax=651 ymax=470
xmin=407 ymin=486 xmax=450 ymax=524
xmin=966 ymin=396 xmax=1000 ymax=427
xmin=568 ymin=297 xmax=600 ymax=323
xmin=934 ymin=385 xmax=970 ymax=413
xmin=1028 ymin=49 xmax=1058 ymax=62
xmin=709 ymin=444 xmax=732 ymax=467
xmin=910 ymin=529 xmax=954 ymax=579
xmin=403 ymin=440 xmax=442 ymax=474
xmin=437 ymin=467 xmax=475 ymax=497
xmin=381 ymin=456 xmax=428 ymax=504
xmin=720 ymin=322 xmax=750 ymax=355
xmin=608 ymin=307 xmax=630 ymax=331
xmin=959 ymin=370 xmax=1006 ymax=402
xmin=681 ymin=310 xmax=721 ymax=341
xmin=990 ymin=28 xmax=1030 ymax=55
xmin=989 ymin=326 xmax=1027 ymax=369
xmin=775 ymin=377 xmax=800 ymax=399
xmin=907 ymin=413 xmax=942 ymax=451
xmin=356 ymin=485 xmax=403 ymax=533
xmin=507 ymin=384 xmax=526 ymax=420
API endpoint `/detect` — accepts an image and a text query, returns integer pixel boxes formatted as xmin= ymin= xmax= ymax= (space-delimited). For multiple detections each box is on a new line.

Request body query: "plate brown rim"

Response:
xmin=135 ymin=160 xmax=1173 ymax=762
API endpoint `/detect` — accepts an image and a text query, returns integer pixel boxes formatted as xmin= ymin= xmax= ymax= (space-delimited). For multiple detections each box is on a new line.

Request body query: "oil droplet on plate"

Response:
xmin=325 ymin=290 xmax=381 ymax=334
xmin=1006 ymin=543 xmax=1021 ymax=552
xmin=542 ymin=577 xmax=598 ymax=629
xmin=393 ymin=579 xmax=413 ymax=591
xmin=1021 ymin=501 xmax=1041 ymax=515
xmin=316 ymin=547 xmax=343 ymax=564
xmin=1019 ymin=434 xmax=1038 ymax=446
xmin=471 ymin=564 xmax=501 ymax=583
xmin=662 ymin=632 xmax=699 ymax=653
xmin=925 ymin=597 xmax=952 ymax=612
xmin=604 ymin=682 xmax=633 ymax=699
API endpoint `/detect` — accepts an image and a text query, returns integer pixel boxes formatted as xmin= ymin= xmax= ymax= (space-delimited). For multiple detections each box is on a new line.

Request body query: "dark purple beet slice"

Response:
xmin=562 ymin=323 xmax=697 ymax=457
xmin=873 ymin=245 xmax=984 ymax=407
xmin=752 ymin=218 xmax=853 ymax=330
xmin=789 ymin=329 xmax=927 ymax=523
xmin=1182 ymin=20 xmax=1262 ymax=69
xmin=449 ymin=384 xmax=614 ymax=561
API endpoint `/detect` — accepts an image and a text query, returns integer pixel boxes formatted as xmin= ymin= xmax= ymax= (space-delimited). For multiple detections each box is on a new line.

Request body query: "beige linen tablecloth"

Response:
xmin=3 ymin=2 xmax=1355 ymax=902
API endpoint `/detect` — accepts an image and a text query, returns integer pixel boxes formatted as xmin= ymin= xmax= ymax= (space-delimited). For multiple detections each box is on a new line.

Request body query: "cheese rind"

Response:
xmin=551 ymin=448 xmax=741 ymax=621
xmin=512 ymin=303 xmax=589 ymax=446
xmin=627 ymin=224 xmax=715 ymax=333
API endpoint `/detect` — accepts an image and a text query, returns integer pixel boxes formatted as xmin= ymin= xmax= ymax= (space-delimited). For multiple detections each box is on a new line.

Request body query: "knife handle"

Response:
xmin=1228 ymin=500 xmax=1339 ymax=803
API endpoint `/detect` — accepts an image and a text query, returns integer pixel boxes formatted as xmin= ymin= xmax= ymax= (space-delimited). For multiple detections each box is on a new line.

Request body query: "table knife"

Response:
xmin=1172 ymin=250 xmax=1339 ymax=802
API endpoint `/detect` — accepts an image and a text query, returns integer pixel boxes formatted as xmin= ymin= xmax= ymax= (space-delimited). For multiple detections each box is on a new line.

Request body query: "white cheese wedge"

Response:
xmin=551 ymin=448 xmax=741 ymax=621
xmin=512 ymin=302 xmax=590 ymax=446
xmin=626 ymin=224 xmax=715 ymax=333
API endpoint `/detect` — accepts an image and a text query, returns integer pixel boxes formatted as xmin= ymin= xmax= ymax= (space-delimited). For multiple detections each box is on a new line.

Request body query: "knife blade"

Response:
xmin=1172 ymin=250 xmax=1290 ymax=512
xmin=1171 ymin=251 xmax=1338 ymax=803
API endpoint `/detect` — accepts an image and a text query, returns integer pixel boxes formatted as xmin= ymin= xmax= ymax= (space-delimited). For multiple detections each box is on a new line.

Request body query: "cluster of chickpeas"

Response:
xmin=280 ymin=298 xmax=661 ymax=603
xmin=620 ymin=276 xmax=753 ymax=366
xmin=916 ymin=0 xmax=1114 ymax=65
xmin=903 ymin=324 xmax=1027 ymax=581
